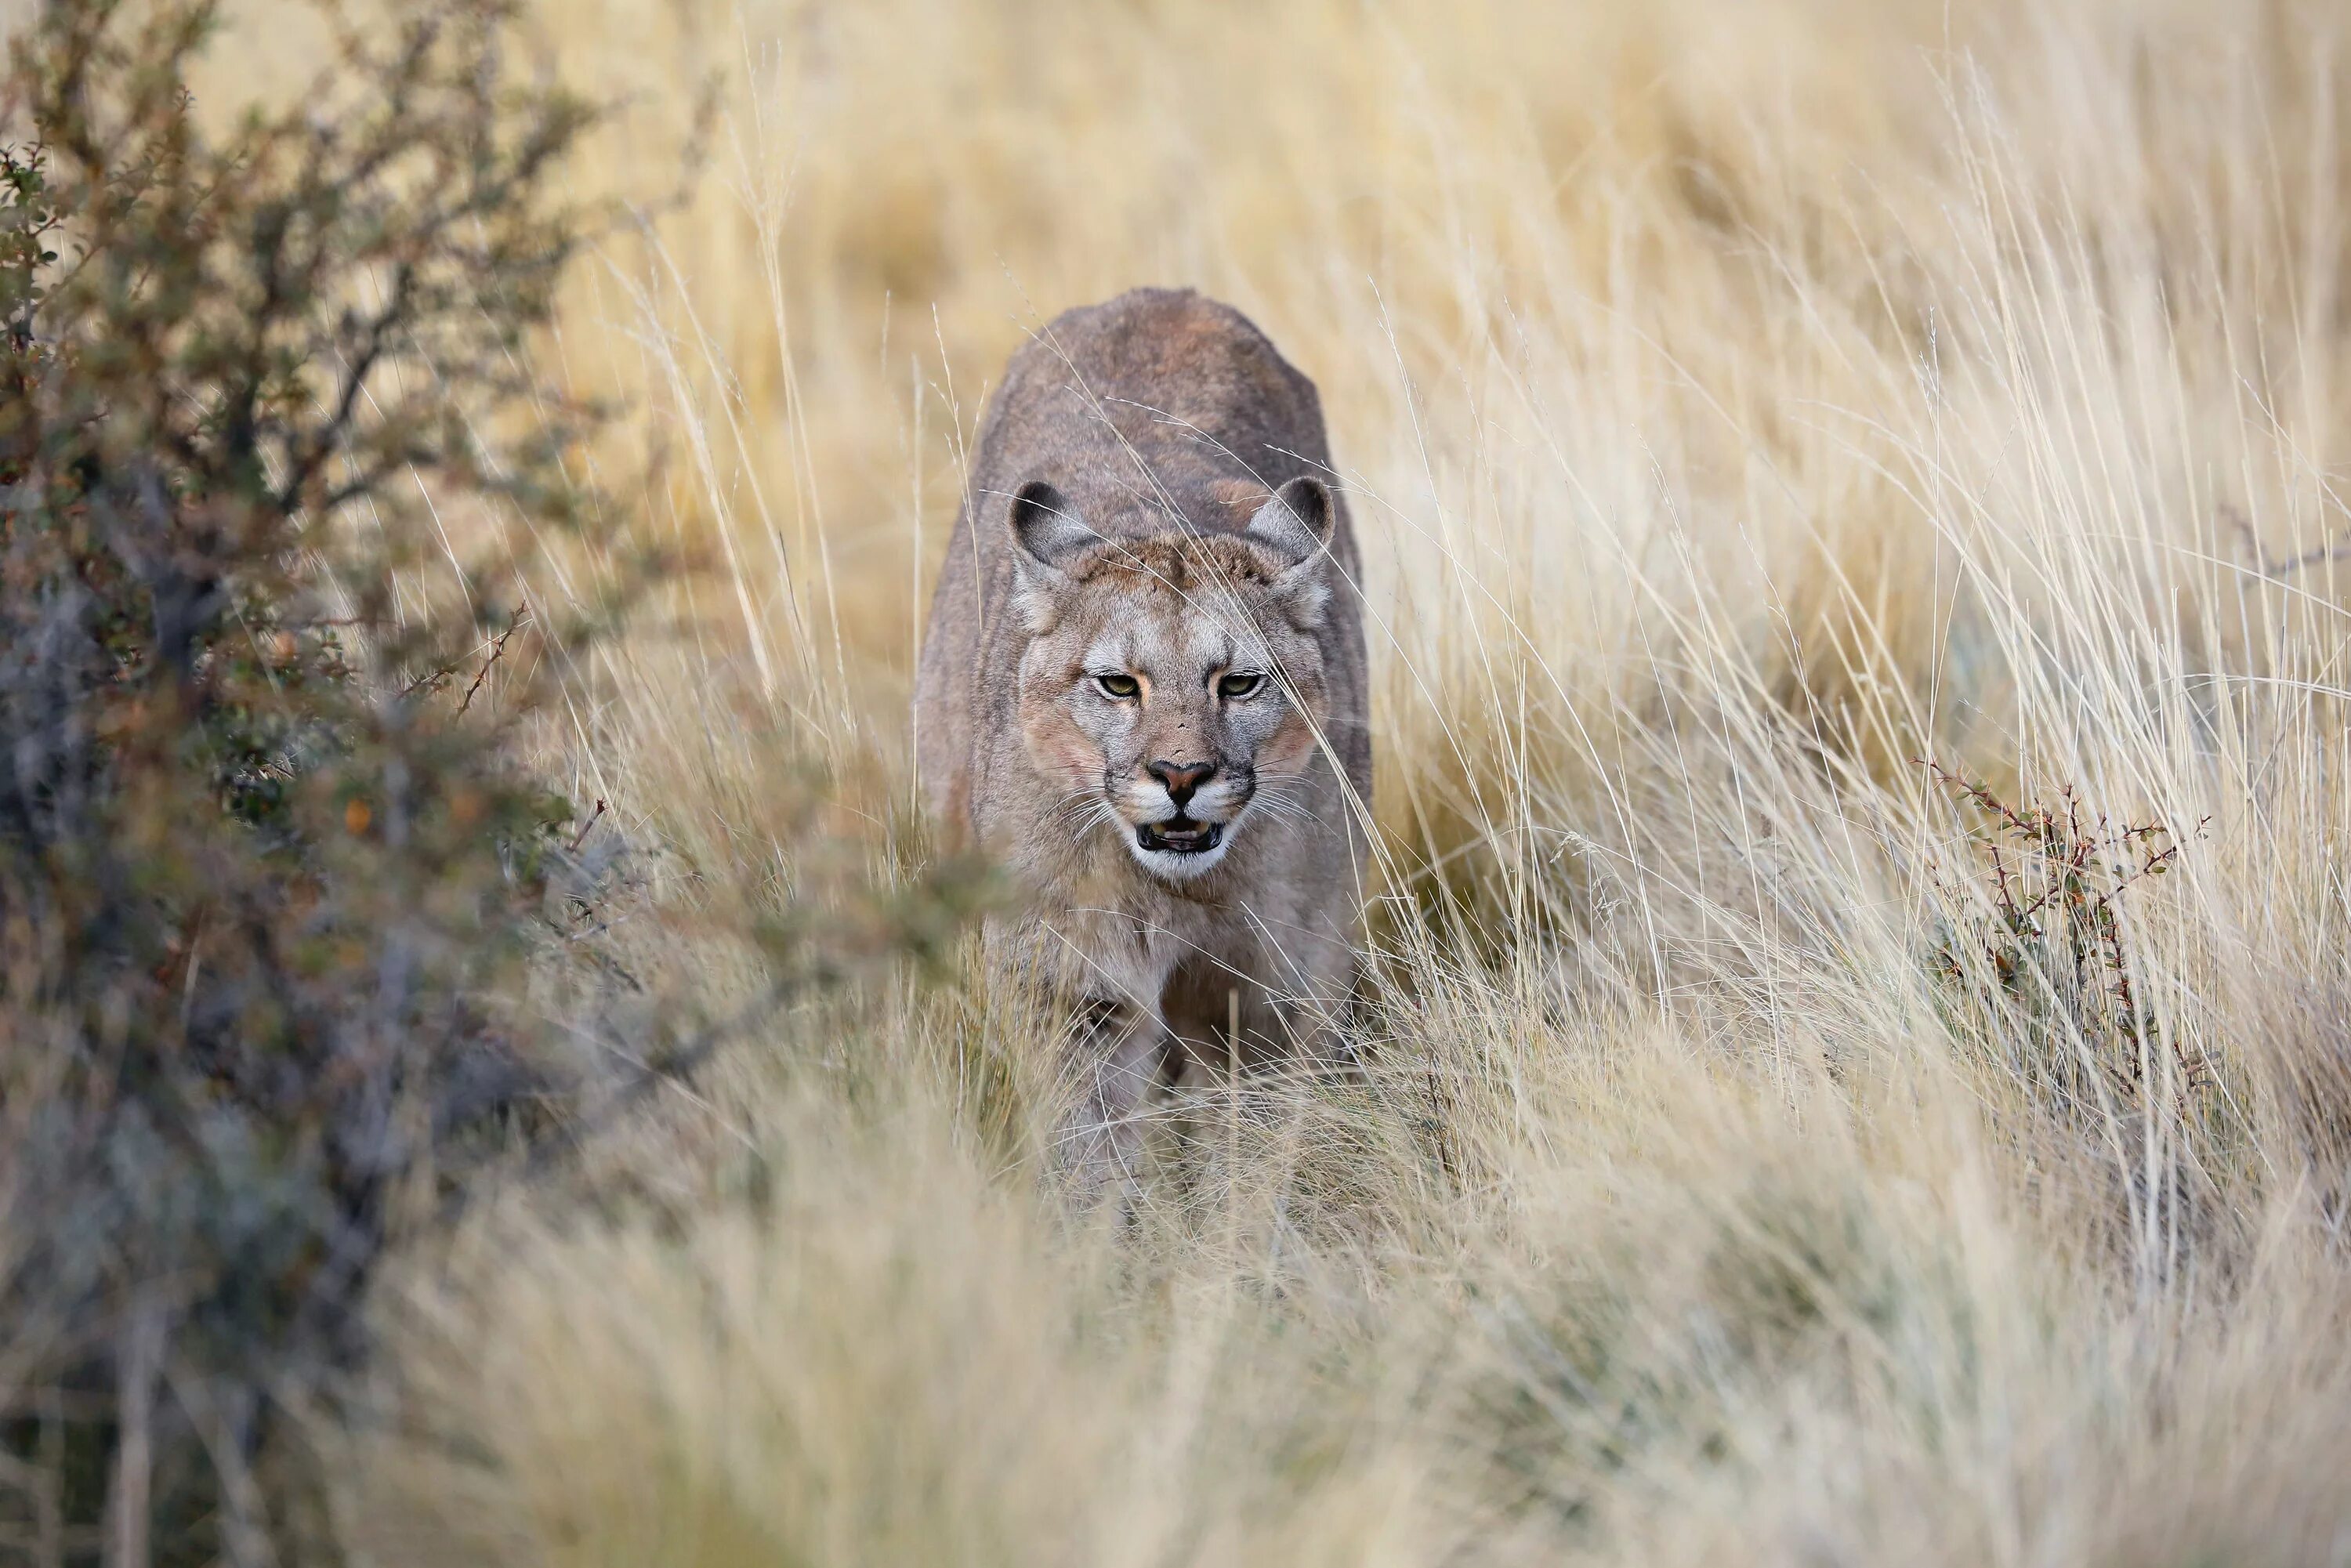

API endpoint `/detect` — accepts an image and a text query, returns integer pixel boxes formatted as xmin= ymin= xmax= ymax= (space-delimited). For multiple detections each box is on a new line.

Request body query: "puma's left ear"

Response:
xmin=1244 ymin=476 xmax=1335 ymax=566
xmin=1244 ymin=476 xmax=1336 ymax=626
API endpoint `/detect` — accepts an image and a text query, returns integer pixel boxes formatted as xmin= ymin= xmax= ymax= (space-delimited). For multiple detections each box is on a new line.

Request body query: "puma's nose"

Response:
xmin=1147 ymin=759 xmax=1216 ymax=808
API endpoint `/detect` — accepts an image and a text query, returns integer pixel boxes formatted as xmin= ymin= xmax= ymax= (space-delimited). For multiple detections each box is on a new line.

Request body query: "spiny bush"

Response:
xmin=0 ymin=1 xmax=643 ymax=1558
xmin=1921 ymin=761 xmax=2209 ymax=1131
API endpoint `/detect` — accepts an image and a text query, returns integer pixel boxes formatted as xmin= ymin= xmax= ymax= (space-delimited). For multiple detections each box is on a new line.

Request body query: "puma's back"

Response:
xmin=915 ymin=287 xmax=1370 ymax=843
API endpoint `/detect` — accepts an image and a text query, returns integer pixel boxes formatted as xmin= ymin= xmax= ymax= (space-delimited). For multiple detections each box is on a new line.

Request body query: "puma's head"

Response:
xmin=1005 ymin=475 xmax=1338 ymax=882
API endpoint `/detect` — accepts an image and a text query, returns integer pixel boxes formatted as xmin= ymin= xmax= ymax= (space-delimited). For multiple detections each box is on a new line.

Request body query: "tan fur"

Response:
xmin=913 ymin=288 xmax=1371 ymax=1198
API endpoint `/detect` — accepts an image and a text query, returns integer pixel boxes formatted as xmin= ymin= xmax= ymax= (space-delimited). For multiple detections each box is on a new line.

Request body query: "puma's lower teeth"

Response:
xmin=1138 ymin=820 xmax=1223 ymax=854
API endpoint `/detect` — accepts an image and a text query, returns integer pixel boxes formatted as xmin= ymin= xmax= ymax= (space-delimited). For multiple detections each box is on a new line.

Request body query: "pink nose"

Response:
xmin=1147 ymin=759 xmax=1216 ymax=807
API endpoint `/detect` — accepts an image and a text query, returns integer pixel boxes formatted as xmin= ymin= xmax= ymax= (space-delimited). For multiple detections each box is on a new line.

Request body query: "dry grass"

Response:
xmin=194 ymin=0 xmax=2351 ymax=1559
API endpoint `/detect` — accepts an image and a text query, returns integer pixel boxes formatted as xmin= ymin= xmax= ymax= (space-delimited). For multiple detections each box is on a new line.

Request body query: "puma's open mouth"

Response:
xmin=1136 ymin=817 xmax=1224 ymax=856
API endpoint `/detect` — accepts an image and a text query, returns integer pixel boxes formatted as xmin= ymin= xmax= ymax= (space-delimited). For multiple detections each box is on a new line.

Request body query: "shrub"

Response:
xmin=0 ymin=2 xmax=625 ymax=1558
xmin=1921 ymin=761 xmax=2209 ymax=1131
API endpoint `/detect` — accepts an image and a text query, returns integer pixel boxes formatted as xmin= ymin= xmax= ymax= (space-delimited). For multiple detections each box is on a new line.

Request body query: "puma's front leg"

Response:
xmin=1055 ymin=997 xmax=1176 ymax=1212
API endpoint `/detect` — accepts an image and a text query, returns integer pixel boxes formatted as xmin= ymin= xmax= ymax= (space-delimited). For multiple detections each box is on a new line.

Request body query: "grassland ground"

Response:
xmin=187 ymin=0 xmax=2351 ymax=1561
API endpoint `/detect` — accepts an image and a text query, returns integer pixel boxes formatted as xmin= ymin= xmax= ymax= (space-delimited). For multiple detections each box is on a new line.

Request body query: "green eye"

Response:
xmin=1218 ymin=672 xmax=1266 ymax=699
xmin=1093 ymin=672 xmax=1141 ymax=700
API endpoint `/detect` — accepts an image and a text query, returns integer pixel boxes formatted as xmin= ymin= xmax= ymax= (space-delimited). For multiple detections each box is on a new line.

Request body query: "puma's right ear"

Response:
xmin=1006 ymin=480 xmax=1095 ymax=631
xmin=1007 ymin=480 xmax=1098 ymax=574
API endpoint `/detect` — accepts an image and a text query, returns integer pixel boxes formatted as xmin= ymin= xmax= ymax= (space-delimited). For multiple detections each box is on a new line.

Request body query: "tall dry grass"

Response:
xmin=198 ymin=0 xmax=2351 ymax=1559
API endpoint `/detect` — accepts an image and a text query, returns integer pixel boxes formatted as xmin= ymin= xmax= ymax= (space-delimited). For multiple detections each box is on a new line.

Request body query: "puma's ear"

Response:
xmin=1006 ymin=480 xmax=1095 ymax=631
xmin=1007 ymin=480 xmax=1098 ymax=574
xmin=1242 ymin=476 xmax=1335 ymax=567
xmin=1244 ymin=476 xmax=1336 ymax=627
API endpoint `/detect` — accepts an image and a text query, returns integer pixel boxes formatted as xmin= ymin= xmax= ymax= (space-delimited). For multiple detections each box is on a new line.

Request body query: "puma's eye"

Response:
xmin=1218 ymin=672 xmax=1266 ymax=700
xmin=1093 ymin=672 xmax=1141 ymax=700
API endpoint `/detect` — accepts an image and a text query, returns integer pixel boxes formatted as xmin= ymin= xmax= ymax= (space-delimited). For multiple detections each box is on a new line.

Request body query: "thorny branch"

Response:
xmin=2222 ymin=502 xmax=2351 ymax=581
xmin=1920 ymin=759 xmax=2212 ymax=1099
